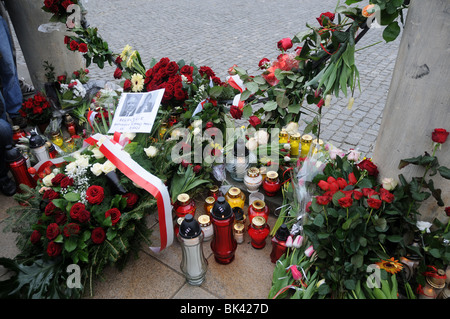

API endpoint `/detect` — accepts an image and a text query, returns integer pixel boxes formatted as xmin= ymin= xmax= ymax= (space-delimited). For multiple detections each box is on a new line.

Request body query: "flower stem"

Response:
xmin=366 ymin=208 xmax=373 ymax=225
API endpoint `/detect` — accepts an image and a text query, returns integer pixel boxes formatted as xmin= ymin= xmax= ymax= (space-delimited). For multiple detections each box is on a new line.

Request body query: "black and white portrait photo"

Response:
xmin=119 ymin=93 xmax=143 ymax=117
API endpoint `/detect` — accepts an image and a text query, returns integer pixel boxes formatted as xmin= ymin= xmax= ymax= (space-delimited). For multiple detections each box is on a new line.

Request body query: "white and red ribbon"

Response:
xmin=227 ymin=75 xmax=246 ymax=109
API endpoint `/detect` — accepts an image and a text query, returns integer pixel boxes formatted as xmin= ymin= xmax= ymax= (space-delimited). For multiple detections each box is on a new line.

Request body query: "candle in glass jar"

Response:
xmin=244 ymin=167 xmax=262 ymax=193
xmin=289 ymin=133 xmax=301 ymax=157
xmin=300 ymin=134 xmax=313 ymax=158
xmin=248 ymin=216 xmax=270 ymax=249
xmin=279 ymin=130 xmax=289 ymax=144
xmin=234 ymin=223 xmax=245 ymax=244
xmin=174 ymin=193 xmax=196 ymax=218
xmin=225 ymin=187 xmax=245 ymax=209
xmin=263 ymin=171 xmax=281 ymax=197
xmin=198 ymin=214 xmax=214 ymax=241
xmin=204 ymin=196 xmax=216 ymax=216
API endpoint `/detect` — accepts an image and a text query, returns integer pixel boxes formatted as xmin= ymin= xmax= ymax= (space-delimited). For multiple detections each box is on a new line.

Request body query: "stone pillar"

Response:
xmin=5 ymin=0 xmax=84 ymax=92
xmin=372 ymin=0 xmax=450 ymax=222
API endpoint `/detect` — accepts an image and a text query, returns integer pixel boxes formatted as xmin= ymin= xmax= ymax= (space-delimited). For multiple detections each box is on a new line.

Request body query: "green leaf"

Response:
xmin=246 ymin=82 xmax=259 ymax=94
xmin=438 ymin=166 xmax=450 ymax=179
xmin=313 ymin=213 xmax=325 ymax=227
xmin=344 ymin=279 xmax=356 ymax=290
xmin=64 ymin=192 xmax=80 ymax=203
xmin=65 ymin=237 xmax=78 ymax=253
xmin=263 ymin=101 xmax=278 ymax=112
xmin=288 ymin=104 xmax=301 ymax=114
xmin=351 ymin=254 xmax=363 ymax=268
xmin=383 ymin=21 xmax=401 ymax=43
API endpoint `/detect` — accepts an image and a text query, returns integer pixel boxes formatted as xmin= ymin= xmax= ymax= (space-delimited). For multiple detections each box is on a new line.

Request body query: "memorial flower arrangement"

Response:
xmin=42 ymin=0 xmax=80 ymax=23
xmin=56 ymin=68 xmax=89 ymax=109
xmin=19 ymin=92 xmax=53 ymax=126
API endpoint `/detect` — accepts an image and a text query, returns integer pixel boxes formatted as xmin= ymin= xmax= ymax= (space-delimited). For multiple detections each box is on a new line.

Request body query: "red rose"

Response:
xmin=348 ymin=172 xmax=358 ymax=185
xmin=357 ymin=159 xmax=379 ymax=177
xmin=60 ymin=176 xmax=74 ymax=189
xmin=180 ymin=65 xmax=193 ymax=75
xmin=45 ymin=202 xmax=59 ymax=216
xmin=317 ymin=12 xmax=335 ymax=26
xmin=445 ymin=207 xmax=450 ymax=217
xmin=338 ymin=196 xmax=353 ymax=208
xmin=77 ymin=209 xmax=91 ymax=223
xmin=431 ymin=128 xmax=449 ymax=144
xmin=123 ymin=79 xmax=132 ymax=91
xmin=54 ymin=211 xmax=67 ymax=225
xmin=61 ymin=0 xmax=73 ymax=9
xmin=230 ymin=105 xmax=243 ymax=119
xmin=353 ymin=190 xmax=363 ymax=200
xmin=63 ymin=223 xmax=80 ymax=237
xmin=367 ymin=197 xmax=382 ymax=210
xmin=199 ymin=66 xmax=215 ymax=78
xmin=64 ymin=36 xmax=70 ymax=45
xmin=249 ymin=116 xmax=261 ymax=127
xmin=305 ymin=201 xmax=312 ymax=213
xmin=70 ymin=202 xmax=85 ymax=220
xmin=47 ymin=241 xmax=62 ymax=257
xmin=205 ymin=121 xmax=214 ymax=129
xmin=337 ymin=177 xmax=347 ymax=189
xmin=258 ymin=58 xmax=270 ymax=69
xmin=69 ymin=40 xmax=79 ymax=51
xmin=362 ymin=188 xmax=378 ymax=198
xmin=78 ymin=43 xmax=88 ymax=53
xmin=174 ymin=88 xmax=187 ymax=101
xmin=30 ymin=230 xmax=41 ymax=244
xmin=114 ymin=67 xmax=123 ymax=79
xmin=91 ymin=227 xmax=106 ymax=244
xmin=193 ymin=165 xmax=202 ymax=174
xmin=86 ymin=185 xmax=104 ymax=205
xmin=105 ymin=208 xmax=121 ymax=225
xmin=43 ymin=189 xmax=59 ymax=200
xmin=122 ymin=192 xmax=139 ymax=208
xmin=329 ymin=181 xmax=340 ymax=193
xmin=51 ymin=173 xmax=66 ymax=185
xmin=318 ymin=180 xmax=329 ymax=191
xmin=380 ymin=188 xmax=395 ymax=203
xmin=277 ymin=38 xmax=293 ymax=51
xmin=166 ymin=61 xmax=179 ymax=76
xmin=316 ymin=195 xmax=331 ymax=206
xmin=46 ymin=223 xmax=60 ymax=240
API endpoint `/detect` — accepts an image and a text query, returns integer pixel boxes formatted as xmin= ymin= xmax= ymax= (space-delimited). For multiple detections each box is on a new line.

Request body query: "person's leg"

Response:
xmin=0 ymin=117 xmax=16 ymax=196
xmin=0 ymin=16 xmax=25 ymax=127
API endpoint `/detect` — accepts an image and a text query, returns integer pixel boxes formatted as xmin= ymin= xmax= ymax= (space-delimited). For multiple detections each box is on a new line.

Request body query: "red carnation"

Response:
xmin=46 ymin=223 xmax=60 ymax=240
xmin=249 ymin=116 xmax=261 ymax=128
xmin=78 ymin=43 xmax=88 ymax=53
xmin=105 ymin=208 xmax=121 ymax=225
xmin=86 ymin=185 xmax=104 ymax=205
xmin=367 ymin=197 xmax=382 ymax=210
xmin=91 ymin=227 xmax=106 ymax=244
xmin=30 ymin=230 xmax=41 ymax=244
xmin=277 ymin=38 xmax=293 ymax=52
xmin=431 ymin=128 xmax=449 ymax=144
xmin=47 ymin=241 xmax=62 ymax=257
xmin=63 ymin=223 xmax=80 ymax=237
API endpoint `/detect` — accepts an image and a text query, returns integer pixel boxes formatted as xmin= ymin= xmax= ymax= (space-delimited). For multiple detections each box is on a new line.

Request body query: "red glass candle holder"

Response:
xmin=210 ymin=196 xmax=237 ymax=264
xmin=262 ymin=171 xmax=281 ymax=197
xmin=173 ymin=193 xmax=196 ymax=219
xmin=248 ymin=216 xmax=270 ymax=249
xmin=270 ymin=224 xmax=290 ymax=263
xmin=5 ymin=145 xmax=37 ymax=190
xmin=248 ymin=199 xmax=269 ymax=225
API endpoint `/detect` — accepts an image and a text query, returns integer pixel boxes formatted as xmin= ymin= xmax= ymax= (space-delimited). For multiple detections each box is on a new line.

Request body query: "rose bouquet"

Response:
xmin=19 ymin=92 xmax=53 ymax=126
xmin=56 ymin=68 xmax=89 ymax=109
xmin=42 ymin=0 xmax=80 ymax=23
xmin=1 ymin=140 xmax=156 ymax=298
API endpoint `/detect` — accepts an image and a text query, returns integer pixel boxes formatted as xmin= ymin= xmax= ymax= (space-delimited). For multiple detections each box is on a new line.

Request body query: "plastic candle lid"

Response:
xmin=179 ymin=214 xmax=202 ymax=239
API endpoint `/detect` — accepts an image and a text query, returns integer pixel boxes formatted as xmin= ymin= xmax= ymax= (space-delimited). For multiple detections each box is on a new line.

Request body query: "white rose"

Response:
xmin=65 ymin=162 xmax=77 ymax=175
xmin=416 ymin=221 xmax=432 ymax=233
xmin=283 ymin=143 xmax=291 ymax=150
xmin=254 ymin=130 xmax=269 ymax=145
xmin=144 ymin=146 xmax=158 ymax=158
xmin=52 ymin=168 xmax=60 ymax=175
xmin=92 ymin=148 xmax=105 ymax=159
xmin=90 ymin=163 xmax=103 ymax=176
xmin=192 ymin=120 xmax=202 ymax=128
xmin=101 ymin=160 xmax=116 ymax=174
xmin=284 ymin=156 xmax=291 ymax=162
xmin=42 ymin=173 xmax=55 ymax=187
xmin=246 ymin=137 xmax=258 ymax=151
xmin=382 ymin=177 xmax=398 ymax=191
xmin=75 ymin=155 xmax=90 ymax=168
xmin=285 ymin=122 xmax=299 ymax=136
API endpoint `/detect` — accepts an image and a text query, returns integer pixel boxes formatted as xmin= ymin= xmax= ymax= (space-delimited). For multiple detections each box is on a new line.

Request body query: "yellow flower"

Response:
xmin=376 ymin=257 xmax=403 ymax=274
xmin=126 ymin=50 xmax=138 ymax=68
xmin=120 ymin=44 xmax=132 ymax=60
xmin=131 ymin=73 xmax=144 ymax=92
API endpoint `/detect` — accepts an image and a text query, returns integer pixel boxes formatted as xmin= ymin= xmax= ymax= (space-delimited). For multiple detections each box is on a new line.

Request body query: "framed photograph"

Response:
xmin=108 ymin=89 xmax=164 ymax=133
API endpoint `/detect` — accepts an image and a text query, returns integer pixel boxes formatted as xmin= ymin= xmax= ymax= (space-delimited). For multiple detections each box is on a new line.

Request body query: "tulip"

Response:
xmin=288 ymin=265 xmax=303 ymax=281
xmin=293 ymin=235 xmax=303 ymax=248
xmin=285 ymin=235 xmax=293 ymax=248
xmin=305 ymin=245 xmax=315 ymax=257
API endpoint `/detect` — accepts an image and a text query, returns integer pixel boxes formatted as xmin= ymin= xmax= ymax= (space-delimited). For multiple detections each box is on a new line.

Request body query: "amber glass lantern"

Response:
xmin=174 ymin=193 xmax=196 ymax=219
xmin=225 ymin=187 xmax=245 ymax=209
xmin=248 ymin=199 xmax=269 ymax=224
xmin=248 ymin=216 xmax=270 ymax=249
xmin=208 ymin=185 xmax=220 ymax=200
xmin=262 ymin=171 xmax=281 ymax=197
xmin=204 ymin=196 xmax=216 ymax=216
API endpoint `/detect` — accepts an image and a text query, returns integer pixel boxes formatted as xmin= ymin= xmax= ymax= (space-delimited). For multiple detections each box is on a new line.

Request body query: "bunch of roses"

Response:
xmin=31 ymin=183 xmax=139 ymax=258
xmin=64 ymin=36 xmax=88 ymax=53
xmin=258 ymin=38 xmax=302 ymax=87
xmin=43 ymin=0 xmax=77 ymax=15
xmin=19 ymin=92 xmax=53 ymax=124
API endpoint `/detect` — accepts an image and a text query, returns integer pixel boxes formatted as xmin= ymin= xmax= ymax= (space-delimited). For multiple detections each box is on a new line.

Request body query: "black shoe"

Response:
xmin=0 ymin=175 xmax=17 ymax=197
xmin=11 ymin=116 xmax=27 ymax=129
